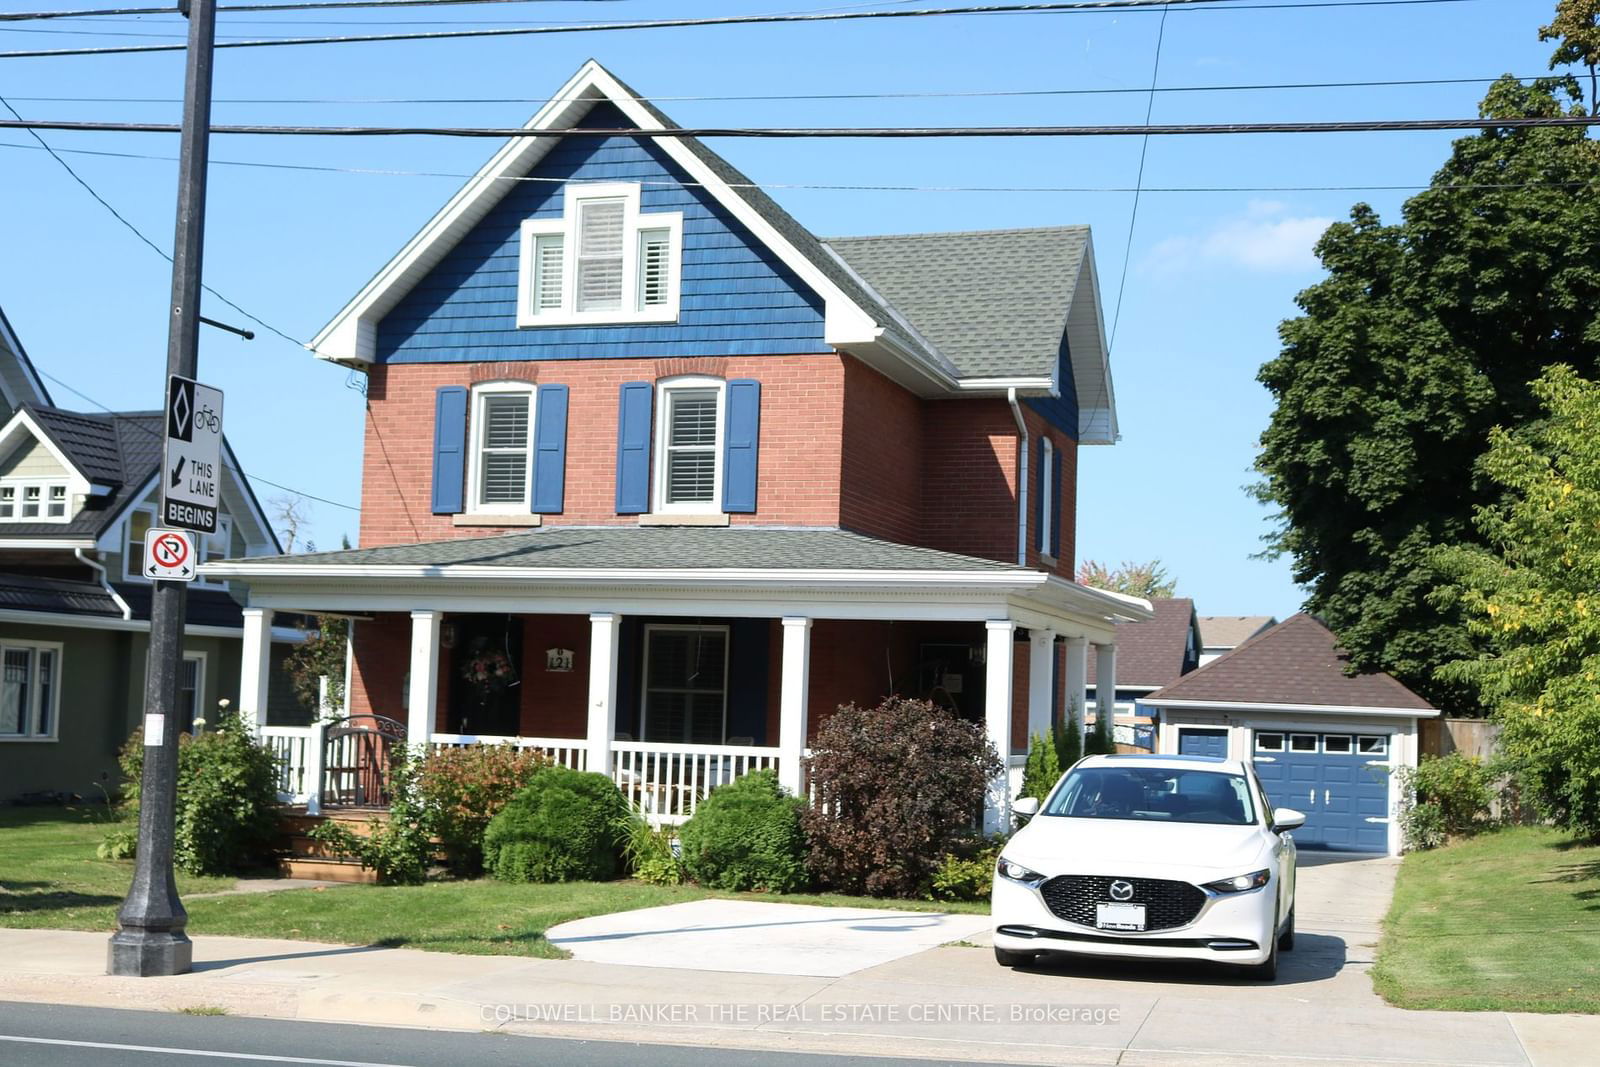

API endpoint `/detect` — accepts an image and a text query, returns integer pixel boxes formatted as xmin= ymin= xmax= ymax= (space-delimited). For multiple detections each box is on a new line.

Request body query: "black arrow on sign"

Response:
xmin=170 ymin=455 xmax=186 ymax=488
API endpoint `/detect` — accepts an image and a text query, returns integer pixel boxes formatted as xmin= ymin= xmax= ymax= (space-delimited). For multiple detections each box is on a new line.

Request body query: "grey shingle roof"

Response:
xmin=231 ymin=526 xmax=1026 ymax=573
xmin=826 ymin=228 xmax=1089 ymax=380
xmin=1148 ymin=613 xmax=1435 ymax=711
xmin=1198 ymin=615 xmax=1278 ymax=650
xmin=2 ymin=409 xmax=165 ymax=539
xmin=30 ymin=407 xmax=126 ymax=485
xmin=0 ymin=573 xmax=123 ymax=617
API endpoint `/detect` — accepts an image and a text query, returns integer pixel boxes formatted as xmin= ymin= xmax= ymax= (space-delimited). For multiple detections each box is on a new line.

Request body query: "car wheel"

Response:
xmin=1246 ymin=919 xmax=1280 ymax=981
xmin=994 ymin=947 xmax=1035 ymax=968
xmin=1278 ymin=905 xmax=1295 ymax=951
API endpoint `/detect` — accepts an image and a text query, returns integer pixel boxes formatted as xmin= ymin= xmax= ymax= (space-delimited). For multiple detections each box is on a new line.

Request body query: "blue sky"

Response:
xmin=0 ymin=0 xmax=1570 ymax=617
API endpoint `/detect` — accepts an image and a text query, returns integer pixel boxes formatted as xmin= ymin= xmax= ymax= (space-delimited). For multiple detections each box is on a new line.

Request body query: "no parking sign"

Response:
xmin=142 ymin=528 xmax=198 ymax=582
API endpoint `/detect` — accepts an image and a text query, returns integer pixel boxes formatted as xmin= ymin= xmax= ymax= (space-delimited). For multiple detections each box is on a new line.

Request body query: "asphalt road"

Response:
xmin=0 ymin=1001 xmax=984 ymax=1067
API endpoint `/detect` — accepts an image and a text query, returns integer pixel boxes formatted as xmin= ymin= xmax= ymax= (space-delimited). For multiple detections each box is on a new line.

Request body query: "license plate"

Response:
xmin=1096 ymin=903 xmax=1146 ymax=931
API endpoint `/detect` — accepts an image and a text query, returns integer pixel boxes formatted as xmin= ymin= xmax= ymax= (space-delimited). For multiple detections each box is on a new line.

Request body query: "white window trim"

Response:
xmin=182 ymin=651 xmax=208 ymax=729
xmin=1038 ymin=438 xmax=1054 ymax=555
xmin=640 ymin=623 xmax=730 ymax=745
xmin=516 ymin=182 xmax=683 ymax=327
xmin=0 ymin=639 xmax=63 ymax=742
xmin=652 ymin=376 xmax=726 ymax=518
xmin=465 ymin=381 xmax=538 ymax=516
xmin=0 ymin=477 xmax=74 ymax=524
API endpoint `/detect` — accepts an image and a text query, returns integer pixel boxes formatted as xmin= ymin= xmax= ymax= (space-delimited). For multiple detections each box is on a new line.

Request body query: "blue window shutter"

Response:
xmin=531 ymin=384 xmax=568 ymax=514
xmin=1034 ymin=437 xmax=1047 ymax=552
xmin=1051 ymin=448 xmax=1064 ymax=560
xmin=722 ymin=379 xmax=761 ymax=514
xmin=430 ymin=385 xmax=468 ymax=514
xmin=616 ymin=382 xmax=653 ymax=514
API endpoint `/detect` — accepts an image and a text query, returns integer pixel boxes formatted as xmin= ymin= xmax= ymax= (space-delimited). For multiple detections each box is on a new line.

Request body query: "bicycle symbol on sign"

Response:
xmin=193 ymin=405 xmax=221 ymax=433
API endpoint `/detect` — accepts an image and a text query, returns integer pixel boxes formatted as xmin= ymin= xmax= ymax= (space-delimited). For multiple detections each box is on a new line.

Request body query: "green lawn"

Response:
xmin=1372 ymin=826 xmax=1600 ymax=1013
xmin=1 ymin=806 xmax=986 ymax=959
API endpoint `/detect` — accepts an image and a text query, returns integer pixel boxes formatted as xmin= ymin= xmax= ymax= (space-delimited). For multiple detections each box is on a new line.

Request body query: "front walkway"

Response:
xmin=1 ymin=856 xmax=1596 ymax=1065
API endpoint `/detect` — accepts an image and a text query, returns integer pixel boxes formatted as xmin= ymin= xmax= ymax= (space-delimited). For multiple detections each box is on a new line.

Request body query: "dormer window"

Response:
xmin=517 ymin=183 xmax=682 ymax=327
xmin=0 ymin=480 xmax=71 ymax=523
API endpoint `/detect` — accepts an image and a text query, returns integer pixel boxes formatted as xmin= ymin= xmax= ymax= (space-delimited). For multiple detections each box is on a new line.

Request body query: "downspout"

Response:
xmin=76 ymin=547 xmax=133 ymax=621
xmin=1008 ymin=388 xmax=1028 ymax=567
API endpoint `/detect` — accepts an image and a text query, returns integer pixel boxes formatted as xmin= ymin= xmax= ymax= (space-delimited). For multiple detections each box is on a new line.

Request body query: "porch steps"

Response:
xmin=276 ymin=808 xmax=390 ymax=885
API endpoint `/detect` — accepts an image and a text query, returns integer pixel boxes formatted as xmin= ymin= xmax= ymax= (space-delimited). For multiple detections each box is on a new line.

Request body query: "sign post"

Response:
xmin=108 ymin=0 xmax=217 ymax=979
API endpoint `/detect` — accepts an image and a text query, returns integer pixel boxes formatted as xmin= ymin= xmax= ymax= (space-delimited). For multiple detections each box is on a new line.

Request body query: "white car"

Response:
xmin=991 ymin=753 xmax=1302 ymax=979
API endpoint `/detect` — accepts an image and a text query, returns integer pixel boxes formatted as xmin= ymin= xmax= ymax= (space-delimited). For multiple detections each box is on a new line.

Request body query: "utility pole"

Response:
xmin=107 ymin=0 xmax=217 ymax=978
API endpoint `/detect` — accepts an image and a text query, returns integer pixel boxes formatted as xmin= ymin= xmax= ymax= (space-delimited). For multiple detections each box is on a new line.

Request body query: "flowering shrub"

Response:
xmin=416 ymin=744 xmax=551 ymax=873
xmin=803 ymin=697 xmax=1002 ymax=898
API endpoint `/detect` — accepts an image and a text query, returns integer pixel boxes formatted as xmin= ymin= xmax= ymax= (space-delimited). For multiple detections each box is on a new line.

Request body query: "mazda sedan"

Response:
xmin=991 ymin=754 xmax=1303 ymax=979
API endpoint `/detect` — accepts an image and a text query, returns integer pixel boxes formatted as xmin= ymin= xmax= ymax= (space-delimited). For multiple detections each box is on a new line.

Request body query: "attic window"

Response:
xmin=0 ymin=480 xmax=71 ymax=524
xmin=517 ymin=183 xmax=682 ymax=327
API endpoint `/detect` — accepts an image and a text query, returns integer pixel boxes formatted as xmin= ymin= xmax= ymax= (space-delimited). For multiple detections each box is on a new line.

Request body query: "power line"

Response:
xmin=34 ymin=368 xmax=361 ymax=513
xmin=0 ymin=74 xmax=1555 ymax=106
xmin=0 ymin=93 xmax=307 ymax=349
xmin=3 ymin=114 xmax=1599 ymax=136
xmin=1 ymin=0 xmax=630 ymax=21
xmin=4 ymin=136 xmax=1594 ymax=193
xmin=0 ymin=0 xmax=1483 ymax=61
xmin=1107 ymin=0 xmax=1168 ymax=357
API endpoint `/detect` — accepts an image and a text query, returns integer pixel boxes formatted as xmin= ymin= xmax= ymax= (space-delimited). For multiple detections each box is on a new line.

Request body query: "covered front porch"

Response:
xmin=212 ymin=528 xmax=1151 ymax=827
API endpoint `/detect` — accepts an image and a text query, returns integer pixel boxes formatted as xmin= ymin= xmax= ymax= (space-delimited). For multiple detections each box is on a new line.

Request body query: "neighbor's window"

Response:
xmin=195 ymin=517 xmax=233 ymax=589
xmin=518 ymin=183 xmax=682 ymax=326
xmin=641 ymin=625 xmax=729 ymax=745
xmin=180 ymin=654 xmax=205 ymax=729
xmin=0 ymin=480 xmax=70 ymax=523
xmin=468 ymin=384 xmax=535 ymax=513
xmin=655 ymin=379 xmax=724 ymax=513
xmin=124 ymin=508 xmax=153 ymax=580
xmin=0 ymin=642 xmax=60 ymax=740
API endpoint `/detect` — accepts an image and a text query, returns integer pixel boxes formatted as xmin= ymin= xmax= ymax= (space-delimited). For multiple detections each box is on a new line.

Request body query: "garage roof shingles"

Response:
xmin=1148 ymin=613 xmax=1434 ymax=711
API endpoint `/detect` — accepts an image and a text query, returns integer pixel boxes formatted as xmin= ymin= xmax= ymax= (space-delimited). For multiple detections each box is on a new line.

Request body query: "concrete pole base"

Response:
xmin=107 ymin=929 xmax=193 ymax=977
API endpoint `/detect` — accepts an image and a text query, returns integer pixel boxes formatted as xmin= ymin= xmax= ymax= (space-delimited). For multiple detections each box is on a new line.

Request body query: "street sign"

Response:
xmin=163 ymin=374 xmax=223 ymax=533
xmin=143 ymin=528 xmax=198 ymax=582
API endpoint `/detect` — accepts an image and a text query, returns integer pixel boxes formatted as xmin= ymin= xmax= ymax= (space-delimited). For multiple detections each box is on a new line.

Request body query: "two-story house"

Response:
xmin=0 ymin=305 xmax=295 ymax=802
xmin=209 ymin=61 xmax=1151 ymax=829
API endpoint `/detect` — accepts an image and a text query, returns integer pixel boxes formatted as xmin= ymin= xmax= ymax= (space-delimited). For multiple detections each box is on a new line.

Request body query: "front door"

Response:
xmin=446 ymin=615 xmax=523 ymax=737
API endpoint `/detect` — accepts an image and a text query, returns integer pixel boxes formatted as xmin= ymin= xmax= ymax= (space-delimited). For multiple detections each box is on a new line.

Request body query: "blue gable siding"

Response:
xmin=376 ymin=104 xmax=829 ymax=363
xmin=1024 ymin=332 xmax=1079 ymax=439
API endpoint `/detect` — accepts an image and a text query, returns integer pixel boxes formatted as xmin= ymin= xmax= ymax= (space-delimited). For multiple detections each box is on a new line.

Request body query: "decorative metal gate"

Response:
xmin=320 ymin=714 xmax=406 ymax=808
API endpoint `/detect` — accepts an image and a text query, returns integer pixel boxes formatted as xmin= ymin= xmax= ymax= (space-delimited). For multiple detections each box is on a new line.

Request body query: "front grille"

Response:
xmin=1039 ymin=875 xmax=1207 ymax=932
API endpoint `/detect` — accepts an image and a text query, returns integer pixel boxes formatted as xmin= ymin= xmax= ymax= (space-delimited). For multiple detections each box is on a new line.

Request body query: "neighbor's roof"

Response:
xmin=214 ymin=526 xmax=1029 ymax=573
xmin=1088 ymin=597 xmax=1198 ymax=689
xmin=309 ymin=61 xmax=1117 ymax=439
xmin=0 ymin=571 xmax=254 ymax=629
xmin=1147 ymin=613 xmax=1435 ymax=712
xmin=1198 ymin=615 xmax=1277 ymax=650
xmin=0 ymin=305 xmax=51 ymax=412
xmin=0 ymin=408 xmax=165 ymax=539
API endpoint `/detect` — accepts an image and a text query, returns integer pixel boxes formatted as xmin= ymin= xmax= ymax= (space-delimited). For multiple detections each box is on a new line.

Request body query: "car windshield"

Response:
xmin=1042 ymin=765 xmax=1258 ymax=826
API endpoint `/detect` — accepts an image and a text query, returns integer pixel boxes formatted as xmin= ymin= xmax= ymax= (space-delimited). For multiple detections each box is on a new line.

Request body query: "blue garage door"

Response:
xmin=1252 ymin=731 xmax=1390 ymax=852
xmin=1178 ymin=728 xmax=1229 ymax=758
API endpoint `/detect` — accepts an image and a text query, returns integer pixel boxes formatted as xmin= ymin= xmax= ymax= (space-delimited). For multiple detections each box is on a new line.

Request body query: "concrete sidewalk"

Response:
xmin=0 ymin=924 xmax=1595 ymax=1066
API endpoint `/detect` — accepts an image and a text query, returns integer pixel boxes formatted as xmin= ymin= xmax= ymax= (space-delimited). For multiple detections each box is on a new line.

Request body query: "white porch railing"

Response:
xmin=612 ymin=740 xmax=781 ymax=826
xmin=260 ymin=725 xmax=316 ymax=804
xmin=427 ymin=733 xmax=588 ymax=771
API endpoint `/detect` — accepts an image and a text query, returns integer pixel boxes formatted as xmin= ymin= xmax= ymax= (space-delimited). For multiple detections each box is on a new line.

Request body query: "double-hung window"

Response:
xmin=180 ymin=653 xmax=206 ymax=730
xmin=518 ymin=183 xmax=683 ymax=326
xmin=641 ymin=625 xmax=729 ymax=745
xmin=0 ymin=642 xmax=61 ymax=740
xmin=467 ymin=383 xmax=536 ymax=514
xmin=654 ymin=378 xmax=724 ymax=514
xmin=1038 ymin=438 xmax=1054 ymax=555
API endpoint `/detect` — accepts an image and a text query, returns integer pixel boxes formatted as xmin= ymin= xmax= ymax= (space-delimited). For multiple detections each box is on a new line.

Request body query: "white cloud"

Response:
xmin=1142 ymin=203 xmax=1334 ymax=276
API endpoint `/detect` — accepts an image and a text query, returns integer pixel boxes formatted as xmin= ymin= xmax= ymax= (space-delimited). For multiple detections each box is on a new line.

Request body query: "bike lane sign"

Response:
xmin=163 ymin=374 xmax=223 ymax=534
xmin=143 ymin=528 xmax=198 ymax=582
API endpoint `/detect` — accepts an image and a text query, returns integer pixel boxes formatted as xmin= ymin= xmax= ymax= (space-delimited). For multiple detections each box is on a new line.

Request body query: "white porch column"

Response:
xmin=1063 ymin=636 xmax=1088 ymax=741
xmin=778 ymin=617 xmax=813 ymax=797
xmin=407 ymin=610 xmax=442 ymax=747
xmin=984 ymin=620 xmax=1016 ymax=833
xmin=1093 ymin=641 xmax=1117 ymax=748
xmin=1027 ymin=628 xmax=1055 ymax=743
xmin=239 ymin=607 xmax=273 ymax=735
xmin=586 ymin=613 xmax=622 ymax=776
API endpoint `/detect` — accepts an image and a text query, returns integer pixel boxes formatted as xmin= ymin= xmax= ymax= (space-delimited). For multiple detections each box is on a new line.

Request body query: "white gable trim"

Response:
xmin=0 ymin=309 xmax=51 ymax=411
xmin=1145 ymin=697 xmax=1439 ymax=719
xmin=0 ymin=409 xmax=96 ymax=497
xmin=310 ymin=60 xmax=894 ymax=370
xmin=1068 ymin=234 xmax=1118 ymax=445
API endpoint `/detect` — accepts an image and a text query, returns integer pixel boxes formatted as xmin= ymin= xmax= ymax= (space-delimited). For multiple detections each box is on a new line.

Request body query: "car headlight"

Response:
xmin=996 ymin=858 xmax=1046 ymax=886
xmin=1201 ymin=868 xmax=1271 ymax=893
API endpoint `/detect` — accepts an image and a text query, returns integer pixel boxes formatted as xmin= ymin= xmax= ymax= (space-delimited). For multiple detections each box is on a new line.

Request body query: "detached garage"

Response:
xmin=1143 ymin=613 xmax=1437 ymax=856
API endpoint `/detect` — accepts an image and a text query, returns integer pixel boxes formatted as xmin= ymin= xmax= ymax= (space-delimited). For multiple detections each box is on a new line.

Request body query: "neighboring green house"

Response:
xmin=0 ymin=304 xmax=299 ymax=802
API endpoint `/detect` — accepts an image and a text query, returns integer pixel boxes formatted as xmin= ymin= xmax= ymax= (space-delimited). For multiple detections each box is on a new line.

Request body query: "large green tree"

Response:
xmin=1434 ymin=366 xmax=1600 ymax=837
xmin=1254 ymin=76 xmax=1600 ymax=712
xmin=1541 ymin=0 xmax=1600 ymax=116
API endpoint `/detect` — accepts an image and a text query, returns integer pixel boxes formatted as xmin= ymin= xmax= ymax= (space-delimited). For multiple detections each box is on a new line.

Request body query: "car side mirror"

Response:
xmin=1271 ymin=807 xmax=1306 ymax=834
xmin=1012 ymin=797 xmax=1041 ymax=823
